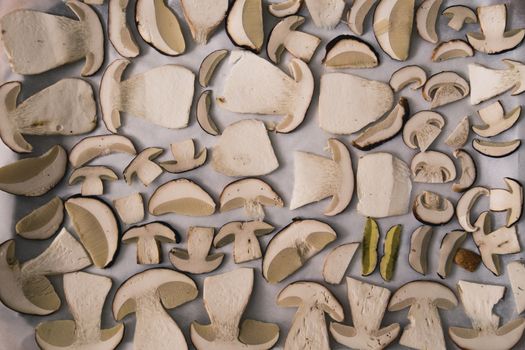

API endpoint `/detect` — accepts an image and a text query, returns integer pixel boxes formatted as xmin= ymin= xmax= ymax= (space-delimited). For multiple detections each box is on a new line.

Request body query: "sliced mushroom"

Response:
xmin=472 ymin=139 xmax=521 ymax=158
xmin=389 ymin=65 xmax=427 ymax=92
xmin=469 ymin=60 xmax=525 ymax=105
xmin=122 ymin=222 xmax=178 ymax=265
xmin=180 ymin=0 xmax=228 ymax=44
xmin=437 ymin=230 xmax=466 ymax=279
xmin=322 ymin=243 xmax=359 ymax=285
xmin=268 ymin=0 xmax=302 ymax=17
xmin=454 ymin=248 xmax=481 ymax=272
xmin=402 ymin=110 xmax=444 ymax=152
xmin=408 ymin=225 xmax=433 ymax=275
xmin=346 ymin=0 xmax=378 ymax=35
xmin=16 ymin=197 xmax=64 ymax=240
xmin=323 ymin=35 xmax=379 ymax=69
xmin=473 ymin=101 xmax=521 ymax=137
xmin=226 ymin=0 xmax=264 ymax=53
xmin=69 ymin=134 xmax=136 ymax=168
xmin=169 ymin=226 xmax=224 ymax=274
xmin=489 ymin=177 xmax=523 ymax=227
xmin=148 ymin=179 xmax=216 ymax=216
xmin=268 ymin=16 xmax=320 ymax=64
xmin=113 ymin=193 xmax=144 ymax=225
xmin=304 ymin=0 xmax=345 ymax=29
xmin=122 ymin=147 xmax=163 ymax=186
xmin=508 ymin=261 xmax=525 ymax=314
xmin=413 ymin=191 xmax=454 ymax=225
xmin=432 ymin=40 xmax=474 ymax=62
xmin=108 ymin=0 xmax=139 ymax=58
xmin=0 ymin=0 xmax=104 ymax=76
xmin=442 ymin=5 xmax=477 ymax=31
xmin=422 ymin=71 xmax=470 ymax=108
xmin=416 ymin=0 xmax=442 ymax=44
xmin=411 ymin=151 xmax=456 ymax=183
xmin=452 ymin=149 xmax=476 ymax=192
xmin=196 ymin=91 xmax=220 ymax=136
xmin=199 ymin=50 xmax=229 ymax=88
xmin=69 ymin=166 xmax=118 ymax=196
xmin=444 ymin=116 xmax=469 ymax=149
xmin=160 ymin=140 xmax=207 ymax=174
xmin=379 ymin=224 xmax=403 ymax=281
xmin=456 ymin=186 xmax=489 ymax=232
xmin=35 ymin=272 xmax=124 ymax=350
xmin=262 ymin=219 xmax=336 ymax=283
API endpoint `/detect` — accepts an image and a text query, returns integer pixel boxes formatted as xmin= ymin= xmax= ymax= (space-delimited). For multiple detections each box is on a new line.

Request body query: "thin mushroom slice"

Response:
xmin=226 ymin=0 xmax=264 ymax=53
xmin=402 ymin=110 xmax=445 ymax=152
xmin=196 ymin=91 xmax=220 ymax=136
xmin=489 ymin=177 xmax=523 ymax=228
xmin=508 ymin=261 xmax=525 ymax=314
xmin=0 ymin=0 xmax=104 ymax=76
xmin=214 ymin=221 xmax=274 ymax=263
xmin=416 ymin=0 xmax=442 ymax=44
xmin=113 ymin=193 xmax=144 ymax=225
xmin=323 ymin=35 xmax=379 ymax=69
xmin=432 ymin=40 xmax=474 ymax=62
xmin=16 ymin=197 xmax=64 ymax=240
xmin=411 ymin=151 xmax=456 ymax=183
xmin=180 ymin=0 xmax=228 ymax=45
xmin=413 ymin=191 xmax=454 ymax=225
xmin=268 ymin=0 xmax=302 ymax=17
xmin=69 ymin=166 xmax=118 ymax=196
xmin=442 ymin=5 xmax=477 ymax=31
xmin=444 ymin=116 xmax=469 ymax=149
xmin=452 ymin=149 xmax=476 ymax=193
xmin=304 ymin=0 xmax=345 ymax=29
xmin=473 ymin=101 xmax=521 ymax=137
xmin=123 ymin=148 xmax=163 ymax=186
xmin=389 ymin=65 xmax=427 ymax=92
xmin=123 ymin=222 xmax=179 ymax=265
xmin=160 ymin=139 xmax=207 ymax=174
xmin=472 ymin=139 xmax=521 ymax=158
xmin=199 ymin=50 xmax=229 ymax=88
xmin=408 ymin=225 xmax=433 ymax=275
xmin=69 ymin=134 xmax=136 ymax=168
xmin=322 ymin=243 xmax=359 ymax=285
xmin=437 ymin=230 xmax=467 ymax=279
xmin=469 ymin=60 xmax=525 ymax=105
xmin=422 ymin=71 xmax=470 ymax=109
xmin=35 ymin=272 xmax=124 ymax=350
xmin=108 ymin=0 xmax=139 ymax=58
xmin=346 ymin=0 xmax=378 ymax=35
xmin=456 ymin=186 xmax=489 ymax=232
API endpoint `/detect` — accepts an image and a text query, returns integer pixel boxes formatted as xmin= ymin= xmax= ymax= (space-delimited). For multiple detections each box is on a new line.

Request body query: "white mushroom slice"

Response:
xmin=69 ymin=134 xmax=136 ymax=168
xmin=322 ymin=243 xmax=359 ymax=285
xmin=169 ymin=226 xmax=224 ymax=274
xmin=123 ymin=147 xmax=163 ymax=186
xmin=262 ymin=219 xmax=336 ymax=283
xmin=122 ymin=222 xmax=178 ymax=265
xmin=0 ymin=0 xmax=103 ymax=76
xmin=196 ymin=91 xmax=220 ymax=136
xmin=217 ymin=51 xmax=314 ymax=133
xmin=437 ymin=230 xmax=466 ymax=279
xmin=160 ymin=140 xmax=207 ymax=174
xmin=402 ymin=110 xmax=445 ymax=152
xmin=0 ymin=145 xmax=67 ymax=197
xmin=411 ymin=151 xmax=456 ymax=183
xmin=191 ymin=268 xmax=279 ymax=350
xmin=445 ymin=116 xmax=469 ymax=149
xmin=413 ymin=191 xmax=454 ymax=225
xmin=214 ymin=221 xmax=274 ymax=263
xmin=467 ymin=4 xmax=525 ymax=55
xmin=0 ymin=228 xmax=91 ymax=315
xmin=112 ymin=268 xmax=198 ymax=350
xmin=489 ymin=177 xmax=523 ymax=227
xmin=180 ymin=0 xmax=228 ymax=44
xmin=148 ymin=179 xmax=216 ymax=216
xmin=35 ymin=272 xmax=124 ymax=350
xmin=422 ymin=71 xmax=470 ymax=108
xmin=388 ymin=281 xmax=458 ymax=350
xmin=199 ymin=50 xmax=229 ymax=88
xmin=473 ymin=101 xmax=521 ymax=137
xmin=450 ymin=280 xmax=525 ymax=350
xmin=432 ymin=40 xmax=474 ymax=62
xmin=416 ymin=0 xmax=442 ymax=44
xmin=268 ymin=0 xmax=302 ymax=17
xmin=304 ymin=0 xmax=345 ymax=29
xmin=291 ymin=138 xmax=353 ymax=216
xmin=277 ymin=282 xmax=343 ymax=350
xmin=108 ymin=0 xmax=139 ymax=58
xmin=389 ymin=65 xmax=427 ymax=92
xmin=373 ymin=0 xmax=415 ymax=61
xmin=472 ymin=139 xmax=521 ymax=158
xmin=319 ymin=73 xmax=394 ymax=134
xmin=330 ymin=278 xmax=400 ymax=350
xmin=508 ymin=261 xmax=525 ymax=314
xmin=100 ymin=59 xmax=194 ymax=133
xmin=323 ymin=35 xmax=379 ymax=69
xmin=347 ymin=0 xmax=378 ymax=35
xmin=0 ymin=79 xmax=97 ymax=153
xmin=267 ymin=16 xmax=320 ymax=64
xmin=452 ymin=149 xmax=476 ymax=193
xmin=408 ymin=225 xmax=433 ymax=275
xmin=16 ymin=197 xmax=64 ymax=240
xmin=113 ymin=193 xmax=144 ymax=225
xmin=456 ymin=186 xmax=489 ymax=232
xmin=442 ymin=5 xmax=477 ymax=31
xmin=69 ymin=166 xmax=118 ymax=196
xmin=226 ymin=0 xmax=264 ymax=53
xmin=469 ymin=60 xmax=525 ymax=105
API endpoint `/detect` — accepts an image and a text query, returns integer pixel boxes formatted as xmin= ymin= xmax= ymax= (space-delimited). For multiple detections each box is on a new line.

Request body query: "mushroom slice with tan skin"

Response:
xmin=472 ymin=139 xmax=521 ymax=158
xmin=469 ymin=60 xmax=525 ymax=105
xmin=214 ymin=221 xmax=274 ymax=263
xmin=290 ymin=138 xmax=353 ymax=216
xmin=456 ymin=186 xmax=489 ymax=232
xmin=416 ymin=0 xmax=442 ymax=44
xmin=388 ymin=281 xmax=458 ymax=350
xmin=0 ymin=0 xmax=103 ymax=76
xmin=123 ymin=222 xmax=179 ymax=265
xmin=16 ymin=197 xmax=64 ymax=240
xmin=108 ymin=0 xmax=139 ymax=58
xmin=330 ymin=277 xmax=400 ymax=349
xmin=411 ymin=151 xmax=456 ymax=183
xmin=199 ymin=50 xmax=229 ymax=88
xmin=346 ymin=0 xmax=378 ymax=35
xmin=389 ymin=65 xmax=427 ymax=92
xmin=402 ymin=110 xmax=445 ymax=152
xmin=442 ymin=5 xmax=477 ymax=31
xmin=323 ymin=35 xmax=379 ymax=69
xmin=113 ymin=268 xmax=198 ymax=350
xmin=35 ymin=272 xmax=124 ymax=350
xmin=445 ymin=116 xmax=469 ymax=149
xmin=69 ymin=134 xmax=136 ymax=168
xmin=169 ymin=226 xmax=224 ymax=274
xmin=489 ymin=178 xmax=523 ymax=228
xmin=149 ymin=179 xmax=215 ymax=216
xmin=226 ymin=0 xmax=264 ymax=53
xmin=322 ymin=243 xmax=359 ymax=285
xmin=473 ymin=101 xmax=521 ymax=137
xmin=160 ymin=140 xmax=207 ymax=174
xmin=113 ymin=193 xmax=144 ymax=225
xmin=180 ymin=0 xmax=228 ymax=45
xmin=191 ymin=268 xmax=279 ymax=350
xmin=0 ymin=145 xmax=67 ymax=197
xmin=69 ymin=166 xmax=118 ymax=196
xmin=268 ymin=0 xmax=302 ymax=17
xmin=437 ymin=230 xmax=467 ymax=279
xmin=197 ymin=91 xmax=220 ymax=136
xmin=408 ymin=225 xmax=433 ymax=275
xmin=413 ymin=191 xmax=454 ymax=225
xmin=422 ymin=71 xmax=470 ymax=109
xmin=262 ymin=219 xmax=336 ymax=283
xmin=432 ymin=40 xmax=474 ymax=62
xmin=452 ymin=149 xmax=476 ymax=193
xmin=449 ymin=281 xmax=525 ymax=350
xmin=508 ymin=261 xmax=525 ymax=314
xmin=123 ymin=147 xmax=163 ymax=186
xmin=0 ymin=228 xmax=91 ymax=315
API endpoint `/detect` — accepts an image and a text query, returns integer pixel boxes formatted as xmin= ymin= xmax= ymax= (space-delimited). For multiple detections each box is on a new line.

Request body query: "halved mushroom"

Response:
xmin=160 ymin=140 xmax=207 ymax=173
xmin=432 ymin=40 xmax=474 ymax=62
xmin=123 ymin=147 xmax=163 ymax=186
xmin=508 ymin=261 xmax=525 ymax=314
xmin=472 ymin=139 xmax=521 ymax=158
xmin=322 ymin=243 xmax=359 ymax=285
xmin=35 ymin=272 xmax=124 ymax=350
xmin=437 ymin=230 xmax=466 ymax=279
xmin=408 ymin=225 xmax=432 ymax=275
xmin=454 ymin=248 xmax=481 ymax=272
xmin=69 ymin=166 xmax=118 ymax=196
xmin=268 ymin=0 xmax=302 ymax=17
xmin=469 ymin=60 xmax=525 ymax=105
xmin=389 ymin=65 xmax=427 ymax=92
xmin=442 ymin=5 xmax=477 ymax=31
xmin=489 ymin=177 xmax=523 ymax=228
xmin=69 ymin=134 xmax=136 ymax=168
xmin=0 ymin=228 xmax=91 ymax=315
xmin=411 ymin=151 xmax=456 ymax=183
xmin=16 ymin=197 xmax=64 ymax=240
xmin=122 ymin=222 xmax=178 ymax=265
xmin=413 ymin=191 xmax=454 ymax=225
xmin=262 ymin=219 xmax=336 ymax=283
xmin=402 ymin=110 xmax=444 ymax=152
xmin=0 ymin=79 xmax=97 ymax=153
xmin=169 ymin=226 xmax=224 ymax=274
xmin=304 ymin=0 xmax=345 ymax=29
xmin=422 ymin=71 xmax=470 ymax=108
xmin=148 ymin=179 xmax=216 ymax=216
xmin=456 ymin=186 xmax=489 ymax=232
xmin=323 ymin=35 xmax=379 ymax=69
xmin=180 ymin=0 xmax=228 ymax=44
xmin=0 ymin=145 xmax=67 ymax=197
xmin=108 ymin=0 xmax=139 ymax=58
xmin=452 ymin=149 xmax=476 ymax=192
xmin=444 ymin=116 xmax=469 ymax=149
xmin=416 ymin=0 xmax=442 ymax=44
xmin=199 ymin=50 xmax=229 ymax=88
xmin=196 ymin=91 xmax=220 ymax=136
xmin=0 ymin=0 xmax=104 ymax=76
xmin=226 ymin=0 xmax=264 ymax=53
xmin=113 ymin=193 xmax=144 ymax=225
xmin=473 ymin=101 xmax=521 ymax=137
xmin=346 ymin=0 xmax=378 ymax=35
xmin=268 ymin=16 xmax=320 ymax=64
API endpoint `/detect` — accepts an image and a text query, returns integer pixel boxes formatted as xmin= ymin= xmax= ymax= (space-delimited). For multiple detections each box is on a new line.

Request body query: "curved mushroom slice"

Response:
xmin=454 ymin=248 xmax=481 ymax=272
xmin=149 ymin=179 xmax=216 ymax=216
xmin=469 ymin=60 xmax=525 ymax=105
xmin=450 ymin=281 xmax=525 ymax=350
xmin=277 ymin=281 xmax=343 ymax=350
xmin=0 ymin=228 xmax=91 ymax=315
xmin=0 ymin=79 xmax=97 ymax=153
xmin=432 ymin=40 xmax=474 ymax=62
xmin=113 ymin=193 xmax=144 ymax=225
xmin=69 ymin=166 xmax=118 ymax=196
xmin=226 ymin=0 xmax=264 ymax=53
xmin=123 ymin=222 xmax=178 ymax=265
xmin=160 ymin=140 xmax=207 ymax=174
xmin=181 ymin=0 xmax=228 ymax=44
xmin=291 ymin=138 xmax=353 ymax=216
xmin=472 ymin=139 xmax=521 ymax=158
xmin=379 ymin=224 xmax=402 ymax=282
xmin=508 ymin=261 xmax=525 ymax=314
xmin=69 ymin=134 xmax=136 ymax=168
xmin=191 ymin=268 xmax=279 ymax=349
xmin=0 ymin=0 xmax=104 ymax=76
xmin=217 ymin=51 xmax=314 ymax=133
xmin=456 ymin=186 xmax=489 ymax=232
xmin=35 ymin=272 xmax=124 ymax=350
xmin=416 ymin=0 xmax=442 ymax=44
xmin=388 ymin=281 xmax=458 ymax=350
xmin=304 ymin=0 xmax=345 ymax=29
xmin=100 ymin=59 xmax=194 ymax=133
xmin=444 ymin=116 xmax=469 ymax=149
xmin=214 ymin=221 xmax=274 ymax=263
xmin=16 ymin=197 xmax=64 ymax=240
xmin=452 ymin=149 xmax=476 ymax=193
xmin=268 ymin=16 xmax=320 ymax=64
xmin=169 ymin=226 xmax=224 ymax=274
xmin=323 ymin=35 xmax=379 ymax=69
xmin=473 ymin=101 xmax=521 ymax=137
xmin=199 ymin=50 xmax=229 ymax=88
xmin=108 ymin=0 xmax=139 ymax=58
xmin=422 ymin=71 xmax=470 ymax=109
xmin=112 ymin=268 xmax=198 ymax=350
xmin=347 ymin=0 xmax=378 ymax=35
xmin=330 ymin=278 xmax=400 ymax=350
xmin=196 ymin=91 xmax=220 ymax=136
xmin=437 ymin=230 xmax=466 ymax=279
xmin=442 ymin=5 xmax=477 ymax=31
xmin=413 ymin=191 xmax=454 ymax=225
xmin=411 ymin=151 xmax=456 ymax=183
xmin=389 ymin=65 xmax=427 ymax=92
xmin=489 ymin=177 xmax=523 ymax=227
xmin=262 ymin=219 xmax=336 ymax=283
xmin=268 ymin=0 xmax=302 ymax=17
xmin=322 ymin=243 xmax=359 ymax=285
xmin=408 ymin=225 xmax=432 ymax=275
xmin=123 ymin=147 xmax=164 ymax=186
xmin=403 ymin=110 xmax=444 ymax=152
xmin=0 ymin=145 xmax=67 ymax=197
xmin=361 ymin=217 xmax=379 ymax=276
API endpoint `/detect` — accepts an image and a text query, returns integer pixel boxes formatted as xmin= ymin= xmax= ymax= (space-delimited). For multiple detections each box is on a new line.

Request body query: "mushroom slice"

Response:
xmin=217 ymin=51 xmax=314 ymax=133
xmin=330 ymin=278 xmax=400 ymax=350
xmin=304 ymin=0 xmax=345 ymax=29
xmin=473 ymin=101 xmax=521 ymax=137
xmin=0 ymin=145 xmax=67 ymax=197
xmin=113 ymin=193 xmax=144 ymax=225
xmin=413 ymin=191 xmax=454 ymax=225
xmin=100 ymin=59 xmax=194 ymax=133
xmin=389 ymin=65 xmax=427 ymax=92
xmin=277 ymin=282 xmax=343 ymax=350
xmin=416 ymin=0 xmax=442 ymax=44
xmin=0 ymin=79 xmax=97 ymax=153
xmin=452 ymin=149 xmax=476 ymax=193
xmin=373 ymin=0 xmax=415 ymax=61
xmin=323 ymin=35 xmax=379 ymax=69
xmin=123 ymin=147 xmax=163 ymax=186
xmin=379 ymin=224 xmax=402 ymax=281
xmin=444 ymin=116 xmax=469 ymax=149
xmin=169 ymin=226 xmax=224 ymax=274
xmin=196 ymin=91 xmax=220 ymax=136
xmin=450 ymin=280 xmax=525 ymax=350
xmin=149 ymin=179 xmax=215 ymax=216
xmin=469 ymin=60 xmax=525 ymax=105
xmin=180 ymin=0 xmax=228 ymax=44
xmin=108 ymin=0 xmax=139 ymax=58
xmin=214 ymin=221 xmax=274 ymax=263
xmin=442 ymin=5 xmax=477 ymax=31
xmin=160 ymin=140 xmax=207 ymax=174
xmin=35 ymin=272 xmax=124 ymax=350
xmin=361 ymin=217 xmax=379 ymax=276
xmin=422 ymin=71 xmax=470 ymax=108
xmin=262 ymin=219 xmax=336 ymax=283
xmin=456 ymin=186 xmax=489 ymax=232
xmin=472 ymin=139 xmax=521 ymax=158
xmin=268 ymin=16 xmax=320 ymax=64
xmin=69 ymin=166 xmax=118 ymax=196
xmin=112 ymin=268 xmax=198 ymax=349
xmin=454 ymin=248 xmax=481 ymax=272
xmin=16 ymin=197 xmax=64 ymax=240
xmin=226 ymin=0 xmax=264 ymax=53
xmin=0 ymin=0 xmax=103 ymax=76
xmin=388 ymin=281 xmax=458 ymax=350
xmin=199 ymin=50 xmax=229 ymax=88
xmin=508 ymin=261 xmax=525 ymax=314
xmin=432 ymin=40 xmax=474 ymax=62
xmin=466 ymin=4 xmax=525 ymax=55
xmin=123 ymin=222 xmax=178 ymax=265
xmin=290 ymin=138 xmax=353 ymax=216
xmin=489 ymin=177 xmax=523 ymax=227
xmin=191 ymin=268 xmax=279 ymax=350
xmin=411 ymin=151 xmax=456 ymax=183
xmin=268 ymin=0 xmax=302 ymax=17
xmin=408 ymin=225 xmax=432 ymax=275
xmin=402 ymin=110 xmax=444 ymax=152
xmin=0 ymin=228 xmax=91 ymax=315
xmin=69 ymin=134 xmax=136 ymax=168
xmin=346 ymin=0 xmax=378 ymax=35
xmin=437 ymin=230 xmax=467 ymax=279
xmin=322 ymin=243 xmax=359 ymax=285
xmin=353 ymin=98 xmax=408 ymax=150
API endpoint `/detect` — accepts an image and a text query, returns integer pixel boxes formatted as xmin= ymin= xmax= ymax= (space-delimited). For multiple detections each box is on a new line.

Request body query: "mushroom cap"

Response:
xmin=456 ymin=186 xmax=490 ymax=232
xmin=388 ymin=281 xmax=457 ymax=311
xmin=220 ymin=178 xmax=283 ymax=212
xmin=123 ymin=147 xmax=164 ymax=185
xmin=489 ymin=177 xmax=523 ymax=227
xmin=411 ymin=151 xmax=456 ymax=183
xmin=473 ymin=101 xmax=521 ymax=137
xmin=214 ymin=220 xmax=274 ymax=247
xmin=122 ymin=222 xmax=179 ymax=243
xmin=472 ymin=139 xmax=521 ymax=158
xmin=69 ymin=134 xmax=136 ymax=168
xmin=422 ymin=71 xmax=469 ymax=108
xmin=402 ymin=110 xmax=445 ymax=151
xmin=416 ymin=0 xmax=442 ymax=44
xmin=267 ymin=15 xmax=305 ymax=63
xmin=149 ymin=179 xmax=216 ymax=216
xmin=15 ymin=196 xmax=64 ymax=240
xmin=268 ymin=0 xmax=302 ymax=17
xmin=389 ymin=65 xmax=427 ymax=92
xmin=452 ymin=148 xmax=477 ymax=193
xmin=432 ymin=40 xmax=474 ymax=62
xmin=413 ymin=191 xmax=454 ymax=225
xmin=199 ymin=50 xmax=229 ymax=88
xmin=69 ymin=166 xmax=118 ymax=184
xmin=442 ymin=5 xmax=477 ymax=24
xmin=322 ymin=35 xmax=379 ymax=69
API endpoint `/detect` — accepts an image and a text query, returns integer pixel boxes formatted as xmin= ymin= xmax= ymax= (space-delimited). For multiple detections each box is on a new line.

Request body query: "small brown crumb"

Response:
xmin=454 ymin=248 xmax=481 ymax=272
